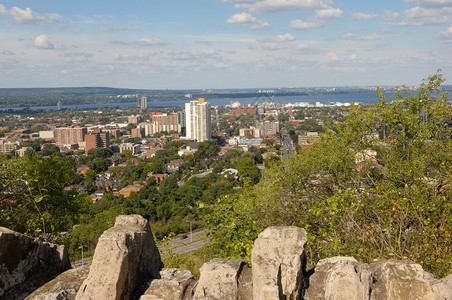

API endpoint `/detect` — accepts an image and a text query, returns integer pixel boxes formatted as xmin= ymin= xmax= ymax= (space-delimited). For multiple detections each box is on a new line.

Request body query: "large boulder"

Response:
xmin=369 ymin=260 xmax=436 ymax=300
xmin=303 ymin=257 xmax=371 ymax=300
xmin=428 ymin=274 xmax=452 ymax=300
xmin=0 ymin=227 xmax=71 ymax=299
xmin=251 ymin=226 xmax=308 ymax=300
xmin=75 ymin=215 xmax=163 ymax=300
xmin=24 ymin=265 xmax=90 ymax=300
xmin=140 ymin=268 xmax=196 ymax=300
xmin=193 ymin=258 xmax=252 ymax=300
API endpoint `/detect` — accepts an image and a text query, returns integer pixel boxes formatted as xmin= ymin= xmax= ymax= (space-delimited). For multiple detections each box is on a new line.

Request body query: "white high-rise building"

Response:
xmin=185 ymin=98 xmax=211 ymax=142
xmin=140 ymin=96 xmax=148 ymax=109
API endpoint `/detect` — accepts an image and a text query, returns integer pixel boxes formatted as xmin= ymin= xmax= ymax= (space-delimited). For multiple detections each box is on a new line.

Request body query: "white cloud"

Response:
xmin=352 ymin=12 xmax=378 ymax=20
xmin=34 ymin=35 xmax=54 ymax=49
xmin=0 ymin=4 xmax=67 ymax=24
xmin=382 ymin=10 xmax=400 ymax=21
xmin=116 ymin=54 xmax=150 ymax=61
xmin=224 ymin=0 xmax=332 ymax=14
xmin=270 ymin=33 xmax=296 ymax=42
xmin=342 ymin=32 xmax=382 ymax=40
xmin=257 ymin=33 xmax=295 ymax=50
xmin=101 ymin=25 xmax=140 ymax=32
xmin=291 ymin=6 xmax=343 ymax=30
xmin=324 ymin=51 xmax=338 ymax=62
xmin=60 ymin=52 xmax=93 ymax=58
xmin=291 ymin=19 xmax=323 ymax=29
xmin=261 ymin=43 xmax=288 ymax=50
xmin=405 ymin=0 xmax=452 ymax=7
xmin=135 ymin=37 xmax=165 ymax=46
xmin=315 ymin=7 xmax=343 ymax=19
xmin=0 ymin=49 xmax=14 ymax=55
xmin=226 ymin=12 xmax=270 ymax=29
xmin=399 ymin=6 xmax=452 ymax=25
xmin=436 ymin=26 xmax=452 ymax=41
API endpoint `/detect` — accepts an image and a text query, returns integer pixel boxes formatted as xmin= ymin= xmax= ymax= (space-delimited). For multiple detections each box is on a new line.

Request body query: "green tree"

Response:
xmin=236 ymin=157 xmax=261 ymax=184
xmin=88 ymin=157 xmax=110 ymax=173
xmin=87 ymin=147 xmax=113 ymax=158
xmin=0 ymin=155 xmax=84 ymax=237
xmin=206 ymin=73 xmax=451 ymax=277
xmin=194 ymin=140 xmax=220 ymax=161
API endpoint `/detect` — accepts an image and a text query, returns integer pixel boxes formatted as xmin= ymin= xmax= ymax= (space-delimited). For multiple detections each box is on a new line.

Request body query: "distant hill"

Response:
xmin=1 ymin=86 xmax=450 ymax=108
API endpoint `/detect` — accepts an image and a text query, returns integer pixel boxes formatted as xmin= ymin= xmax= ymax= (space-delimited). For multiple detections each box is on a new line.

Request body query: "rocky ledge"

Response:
xmin=1 ymin=215 xmax=450 ymax=300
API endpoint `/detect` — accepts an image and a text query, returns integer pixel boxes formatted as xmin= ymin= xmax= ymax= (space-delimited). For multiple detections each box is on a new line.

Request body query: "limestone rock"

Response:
xmin=251 ymin=226 xmax=307 ymax=300
xmin=370 ymin=260 xmax=436 ymax=300
xmin=0 ymin=227 xmax=71 ymax=299
xmin=25 ymin=265 xmax=90 ymax=300
xmin=303 ymin=256 xmax=371 ymax=300
xmin=75 ymin=215 xmax=163 ymax=300
xmin=193 ymin=258 xmax=251 ymax=300
xmin=140 ymin=268 xmax=195 ymax=300
xmin=426 ymin=273 xmax=452 ymax=300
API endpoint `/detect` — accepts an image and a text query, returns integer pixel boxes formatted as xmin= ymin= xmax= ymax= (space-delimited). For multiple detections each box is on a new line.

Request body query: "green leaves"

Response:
xmin=206 ymin=72 xmax=451 ymax=277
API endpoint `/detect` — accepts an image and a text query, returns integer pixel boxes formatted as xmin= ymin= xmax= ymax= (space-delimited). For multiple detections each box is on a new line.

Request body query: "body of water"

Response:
xmin=0 ymin=92 xmax=382 ymax=111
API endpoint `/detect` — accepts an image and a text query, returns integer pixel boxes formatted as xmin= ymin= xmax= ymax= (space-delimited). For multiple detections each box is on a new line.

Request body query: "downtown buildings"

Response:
xmin=185 ymin=98 xmax=211 ymax=142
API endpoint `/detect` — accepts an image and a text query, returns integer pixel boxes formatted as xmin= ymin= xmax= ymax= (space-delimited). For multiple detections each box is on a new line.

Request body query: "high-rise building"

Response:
xmin=85 ymin=129 xmax=110 ymax=154
xmin=256 ymin=121 xmax=279 ymax=138
xmin=185 ymin=98 xmax=211 ymax=142
xmin=128 ymin=115 xmax=144 ymax=124
xmin=57 ymin=101 xmax=62 ymax=110
xmin=55 ymin=127 xmax=87 ymax=145
xmin=153 ymin=114 xmax=181 ymax=133
xmin=140 ymin=96 xmax=148 ymax=109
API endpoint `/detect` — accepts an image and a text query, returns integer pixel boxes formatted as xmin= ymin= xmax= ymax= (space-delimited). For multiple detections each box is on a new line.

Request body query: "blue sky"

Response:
xmin=0 ymin=0 xmax=451 ymax=89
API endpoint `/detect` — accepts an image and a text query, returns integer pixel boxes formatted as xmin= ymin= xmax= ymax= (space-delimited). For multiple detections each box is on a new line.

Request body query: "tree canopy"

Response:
xmin=0 ymin=155 xmax=88 ymax=237
xmin=206 ymin=73 xmax=451 ymax=277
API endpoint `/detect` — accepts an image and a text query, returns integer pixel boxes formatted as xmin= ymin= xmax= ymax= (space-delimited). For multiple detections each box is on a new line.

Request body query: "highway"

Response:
xmin=157 ymin=229 xmax=208 ymax=254
xmin=72 ymin=229 xmax=208 ymax=267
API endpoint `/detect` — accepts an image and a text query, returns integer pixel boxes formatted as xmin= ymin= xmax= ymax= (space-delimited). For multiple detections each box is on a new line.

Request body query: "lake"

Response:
xmin=0 ymin=91 xmax=383 ymax=111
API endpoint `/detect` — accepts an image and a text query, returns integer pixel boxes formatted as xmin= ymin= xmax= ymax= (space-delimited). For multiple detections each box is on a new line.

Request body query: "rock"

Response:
xmin=251 ymin=226 xmax=308 ymax=300
xmin=140 ymin=268 xmax=195 ymax=300
xmin=303 ymin=257 xmax=371 ymax=300
xmin=0 ymin=227 xmax=71 ymax=299
xmin=193 ymin=258 xmax=252 ymax=300
xmin=75 ymin=215 xmax=163 ymax=300
xmin=25 ymin=265 xmax=90 ymax=300
xmin=427 ymin=273 xmax=452 ymax=300
xmin=370 ymin=260 xmax=436 ymax=300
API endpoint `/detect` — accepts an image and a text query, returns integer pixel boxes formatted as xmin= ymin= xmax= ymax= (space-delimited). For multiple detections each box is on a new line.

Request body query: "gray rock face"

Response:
xmin=75 ymin=215 xmax=163 ymax=300
xmin=251 ymin=226 xmax=308 ymax=300
xmin=140 ymin=268 xmax=195 ymax=300
xmin=3 ymin=221 xmax=451 ymax=300
xmin=25 ymin=265 xmax=90 ymax=300
xmin=193 ymin=258 xmax=252 ymax=300
xmin=428 ymin=274 xmax=452 ymax=300
xmin=370 ymin=260 xmax=436 ymax=300
xmin=303 ymin=257 xmax=372 ymax=300
xmin=0 ymin=227 xmax=71 ymax=299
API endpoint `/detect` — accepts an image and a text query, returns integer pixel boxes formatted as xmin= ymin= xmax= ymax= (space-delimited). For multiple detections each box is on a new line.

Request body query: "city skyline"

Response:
xmin=0 ymin=0 xmax=451 ymax=89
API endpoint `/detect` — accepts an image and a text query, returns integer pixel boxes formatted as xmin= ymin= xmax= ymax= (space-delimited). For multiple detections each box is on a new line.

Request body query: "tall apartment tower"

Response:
xmin=85 ymin=129 xmax=110 ymax=154
xmin=185 ymin=98 xmax=211 ymax=142
xmin=55 ymin=127 xmax=87 ymax=145
xmin=140 ymin=96 xmax=148 ymax=109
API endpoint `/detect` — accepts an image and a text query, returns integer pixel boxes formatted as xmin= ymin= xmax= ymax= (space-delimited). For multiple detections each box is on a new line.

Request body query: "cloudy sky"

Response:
xmin=0 ymin=0 xmax=451 ymax=89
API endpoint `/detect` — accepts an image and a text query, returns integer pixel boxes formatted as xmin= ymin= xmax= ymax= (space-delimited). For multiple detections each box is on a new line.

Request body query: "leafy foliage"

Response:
xmin=0 ymin=155 xmax=86 ymax=237
xmin=207 ymin=73 xmax=451 ymax=277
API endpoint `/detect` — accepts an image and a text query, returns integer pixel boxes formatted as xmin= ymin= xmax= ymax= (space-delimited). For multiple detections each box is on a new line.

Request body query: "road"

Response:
xmin=157 ymin=229 xmax=208 ymax=255
xmin=72 ymin=229 xmax=208 ymax=267
xmin=281 ymin=134 xmax=295 ymax=154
